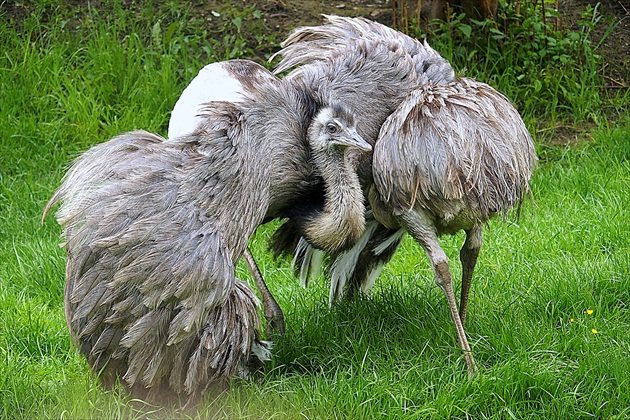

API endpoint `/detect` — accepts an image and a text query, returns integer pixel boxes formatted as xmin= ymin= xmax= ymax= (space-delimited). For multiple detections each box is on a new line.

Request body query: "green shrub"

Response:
xmin=410 ymin=2 xmax=615 ymax=126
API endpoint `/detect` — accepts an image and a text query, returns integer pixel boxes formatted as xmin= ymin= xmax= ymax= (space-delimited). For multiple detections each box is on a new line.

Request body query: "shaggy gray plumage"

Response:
xmin=274 ymin=15 xmax=455 ymax=182
xmin=44 ymin=66 xmax=370 ymax=408
xmin=375 ymin=78 xmax=535 ymax=223
xmin=270 ymin=15 xmax=537 ymax=373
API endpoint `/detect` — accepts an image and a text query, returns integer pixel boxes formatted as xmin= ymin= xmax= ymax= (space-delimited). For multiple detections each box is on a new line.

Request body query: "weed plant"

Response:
xmin=412 ymin=1 xmax=626 ymax=127
xmin=1 ymin=1 xmax=629 ymax=419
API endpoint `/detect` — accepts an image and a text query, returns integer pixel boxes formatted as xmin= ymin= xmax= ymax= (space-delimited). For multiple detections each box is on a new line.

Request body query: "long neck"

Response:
xmin=303 ymin=148 xmax=365 ymax=253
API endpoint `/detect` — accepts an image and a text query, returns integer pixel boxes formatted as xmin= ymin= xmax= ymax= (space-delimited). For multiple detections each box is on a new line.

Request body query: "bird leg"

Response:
xmin=459 ymin=225 xmax=482 ymax=327
xmin=432 ymin=255 xmax=478 ymax=375
xmin=242 ymin=247 xmax=285 ymax=336
xmin=398 ymin=210 xmax=478 ymax=375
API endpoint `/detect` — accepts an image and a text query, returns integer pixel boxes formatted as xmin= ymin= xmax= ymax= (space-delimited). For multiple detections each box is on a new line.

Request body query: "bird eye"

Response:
xmin=326 ymin=123 xmax=338 ymax=134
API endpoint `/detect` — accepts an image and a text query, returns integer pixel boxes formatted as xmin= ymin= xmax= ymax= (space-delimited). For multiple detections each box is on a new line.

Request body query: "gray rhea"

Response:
xmin=44 ymin=68 xmax=370 ymax=409
xmin=167 ymin=60 xmax=370 ymax=336
xmin=270 ymin=16 xmax=537 ymax=373
xmin=297 ymin=105 xmax=370 ymax=253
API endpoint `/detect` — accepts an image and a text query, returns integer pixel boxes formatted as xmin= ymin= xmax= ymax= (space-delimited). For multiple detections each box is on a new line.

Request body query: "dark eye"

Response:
xmin=326 ymin=123 xmax=338 ymax=134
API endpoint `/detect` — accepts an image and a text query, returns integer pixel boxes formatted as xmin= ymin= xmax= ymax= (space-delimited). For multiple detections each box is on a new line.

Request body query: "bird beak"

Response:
xmin=340 ymin=131 xmax=372 ymax=152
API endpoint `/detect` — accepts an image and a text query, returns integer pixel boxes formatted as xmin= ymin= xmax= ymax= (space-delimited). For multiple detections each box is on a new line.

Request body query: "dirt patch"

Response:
xmin=541 ymin=123 xmax=596 ymax=147
xmin=229 ymin=0 xmax=393 ymax=31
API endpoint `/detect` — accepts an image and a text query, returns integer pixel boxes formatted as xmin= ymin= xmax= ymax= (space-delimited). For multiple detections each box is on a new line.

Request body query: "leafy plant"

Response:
xmin=407 ymin=1 xmax=614 ymax=128
xmin=191 ymin=5 xmax=276 ymax=63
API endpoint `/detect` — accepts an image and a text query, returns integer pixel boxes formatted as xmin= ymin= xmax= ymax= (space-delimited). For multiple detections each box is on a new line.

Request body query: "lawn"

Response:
xmin=1 ymin=1 xmax=628 ymax=419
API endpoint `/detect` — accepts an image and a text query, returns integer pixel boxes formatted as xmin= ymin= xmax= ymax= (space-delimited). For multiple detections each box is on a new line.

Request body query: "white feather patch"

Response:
xmin=360 ymin=262 xmax=385 ymax=294
xmin=373 ymin=229 xmax=405 ymax=256
xmin=294 ymin=238 xmax=324 ymax=288
xmin=328 ymin=220 xmax=379 ymax=305
xmin=251 ymin=340 xmax=272 ymax=363
xmin=168 ymin=62 xmax=245 ymax=139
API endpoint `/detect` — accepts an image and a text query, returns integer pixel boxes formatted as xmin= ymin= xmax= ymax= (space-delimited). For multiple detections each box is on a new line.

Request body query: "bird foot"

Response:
xmin=264 ymin=309 xmax=285 ymax=337
xmin=464 ymin=352 xmax=478 ymax=378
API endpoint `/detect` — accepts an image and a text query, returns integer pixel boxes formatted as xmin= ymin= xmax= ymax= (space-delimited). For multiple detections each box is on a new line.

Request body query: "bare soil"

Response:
xmin=565 ymin=0 xmax=629 ymax=89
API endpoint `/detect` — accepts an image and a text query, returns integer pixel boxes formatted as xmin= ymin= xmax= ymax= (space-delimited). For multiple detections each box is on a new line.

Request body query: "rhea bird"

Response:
xmin=43 ymin=59 xmax=371 ymax=408
xmin=268 ymin=15 xmax=537 ymax=372
xmin=167 ymin=60 xmax=375 ymax=334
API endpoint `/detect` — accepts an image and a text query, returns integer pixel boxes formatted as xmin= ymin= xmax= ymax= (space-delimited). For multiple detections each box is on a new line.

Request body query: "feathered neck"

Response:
xmin=301 ymin=146 xmax=366 ymax=253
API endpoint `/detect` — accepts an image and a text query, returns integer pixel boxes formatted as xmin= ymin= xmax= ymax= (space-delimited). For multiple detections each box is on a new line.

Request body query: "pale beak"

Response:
xmin=338 ymin=131 xmax=372 ymax=152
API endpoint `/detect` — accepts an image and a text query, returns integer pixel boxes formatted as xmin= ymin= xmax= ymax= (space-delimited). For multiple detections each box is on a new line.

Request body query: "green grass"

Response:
xmin=1 ymin=1 xmax=629 ymax=418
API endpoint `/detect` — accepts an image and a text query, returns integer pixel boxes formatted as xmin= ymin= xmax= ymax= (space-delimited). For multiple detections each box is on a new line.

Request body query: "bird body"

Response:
xmin=45 ymin=64 xmax=370 ymax=407
xmin=374 ymin=78 xmax=535 ymax=226
xmin=271 ymin=16 xmax=537 ymax=372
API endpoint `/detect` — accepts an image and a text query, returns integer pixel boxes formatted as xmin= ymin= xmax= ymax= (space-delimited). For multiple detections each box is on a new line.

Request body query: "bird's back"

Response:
xmin=169 ymin=59 xmax=279 ymax=139
xmin=274 ymin=15 xmax=455 ymax=85
xmin=46 ymin=123 xmax=274 ymax=404
xmin=373 ymin=78 xmax=537 ymax=230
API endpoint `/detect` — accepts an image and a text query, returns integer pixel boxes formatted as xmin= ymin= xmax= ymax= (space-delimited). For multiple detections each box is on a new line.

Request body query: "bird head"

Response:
xmin=308 ymin=104 xmax=372 ymax=154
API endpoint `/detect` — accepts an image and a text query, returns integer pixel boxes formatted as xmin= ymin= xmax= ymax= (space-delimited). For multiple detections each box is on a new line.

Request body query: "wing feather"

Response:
xmin=48 ymin=110 xmax=271 ymax=396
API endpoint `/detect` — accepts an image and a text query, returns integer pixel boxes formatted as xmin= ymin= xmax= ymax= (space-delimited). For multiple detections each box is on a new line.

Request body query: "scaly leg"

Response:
xmin=242 ymin=247 xmax=285 ymax=335
xmin=459 ymin=225 xmax=482 ymax=326
xmin=399 ymin=210 xmax=477 ymax=375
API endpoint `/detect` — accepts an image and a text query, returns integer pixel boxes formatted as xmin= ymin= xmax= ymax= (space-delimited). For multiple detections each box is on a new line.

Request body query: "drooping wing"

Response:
xmin=273 ymin=15 xmax=454 ymax=85
xmin=47 ymin=109 xmax=271 ymax=396
xmin=169 ymin=59 xmax=278 ymax=139
xmin=373 ymin=78 xmax=537 ymax=221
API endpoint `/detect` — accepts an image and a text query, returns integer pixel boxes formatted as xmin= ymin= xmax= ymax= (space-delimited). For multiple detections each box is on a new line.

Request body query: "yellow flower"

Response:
xmin=586 ymin=309 xmax=594 ymax=315
xmin=591 ymin=328 xmax=598 ymax=334
xmin=569 ymin=318 xmax=574 ymax=323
